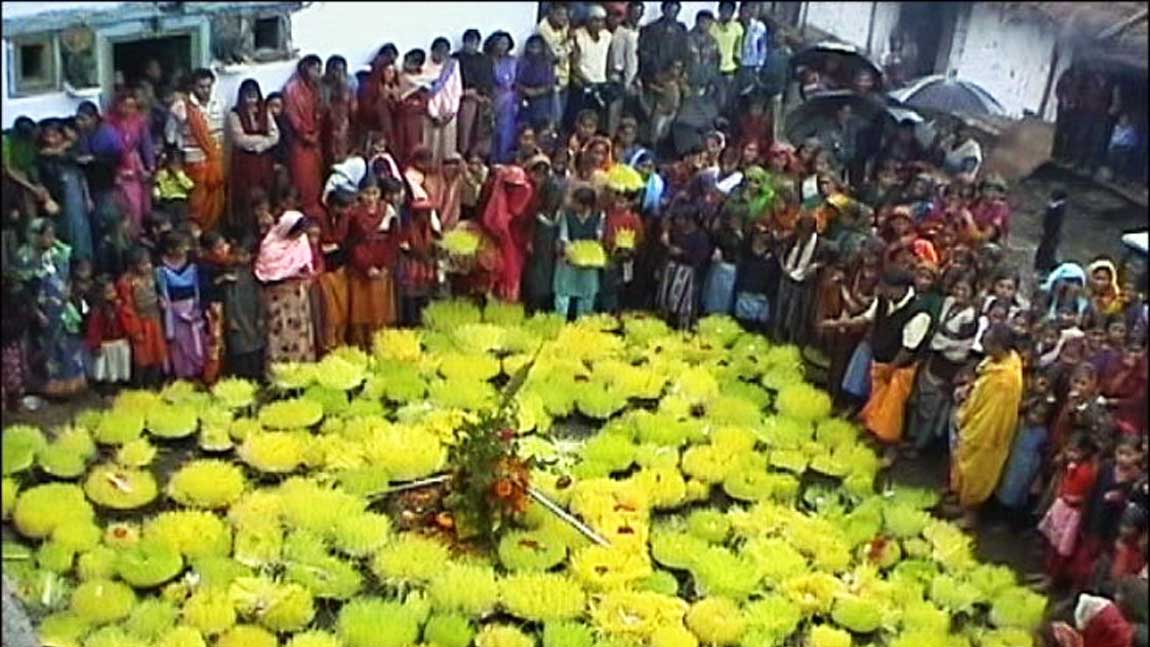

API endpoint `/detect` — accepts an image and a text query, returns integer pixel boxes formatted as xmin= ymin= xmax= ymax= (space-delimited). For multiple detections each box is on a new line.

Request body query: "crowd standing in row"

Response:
xmin=1 ymin=1 xmax=1147 ymax=640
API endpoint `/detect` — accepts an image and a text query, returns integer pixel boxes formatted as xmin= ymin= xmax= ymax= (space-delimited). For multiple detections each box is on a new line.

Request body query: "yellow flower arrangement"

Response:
xmin=685 ymin=597 xmax=746 ymax=646
xmin=499 ymin=572 xmax=587 ymax=622
xmin=590 ymin=590 xmax=688 ymax=639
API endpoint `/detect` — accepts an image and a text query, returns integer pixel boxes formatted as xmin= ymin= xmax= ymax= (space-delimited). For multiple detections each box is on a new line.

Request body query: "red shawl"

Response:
xmin=1081 ymin=602 xmax=1135 ymax=647
xmin=481 ymin=166 xmax=535 ymax=302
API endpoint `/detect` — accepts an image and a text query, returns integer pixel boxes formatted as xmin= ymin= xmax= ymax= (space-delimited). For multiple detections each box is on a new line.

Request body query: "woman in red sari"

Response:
xmin=482 ymin=165 xmax=535 ymax=302
xmin=395 ymin=49 xmax=433 ymax=166
xmin=358 ymin=44 xmax=400 ymax=149
xmin=321 ymin=55 xmax=357 ymax=170
xmin=226 ymin=79 xmax=279 ymax=236
xmin=284 ymin=55 xmax=325 ymax=220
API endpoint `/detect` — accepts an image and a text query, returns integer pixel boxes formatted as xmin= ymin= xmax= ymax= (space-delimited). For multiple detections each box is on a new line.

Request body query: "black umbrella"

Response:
xmin=792 ymin=40 xmax=885 ymax=93
xmin=887 ymin=75 xmax=1006 ymax=117
xmin=782 ymin=91 xmax=896 ymax=145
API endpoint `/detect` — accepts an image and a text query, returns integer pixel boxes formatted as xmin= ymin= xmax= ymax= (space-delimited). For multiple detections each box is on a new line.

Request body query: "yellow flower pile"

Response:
xmin=2 ymin=307 xmax=1047 ymax=647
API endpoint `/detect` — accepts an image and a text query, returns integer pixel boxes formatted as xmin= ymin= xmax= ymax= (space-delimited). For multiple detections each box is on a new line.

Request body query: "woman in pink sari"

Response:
xmin=106 ymin=91 xmax=156 ymax=234
xmin=481 ymin=165 xmax=535 ymax=302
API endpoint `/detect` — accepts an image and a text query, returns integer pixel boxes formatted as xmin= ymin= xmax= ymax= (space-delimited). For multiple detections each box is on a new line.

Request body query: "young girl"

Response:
xmin=154 ymin=232 xmax=208 ymax=380
xmin=314 ymin=188 xmax=355 ymax=353
xmin=85 ymin=276 xmax=132 ymax=393
xmin=701 ymin=209 xmax=742 ymax=316
xmin=460 ymin=152 xmax=489 ymax=222
xmin=196 ymin=232 xmax=233 ymax=385
xmin=117 ymin=247 xmax=167 ymax=387
xmin=221 ymin=240 xmax=266 ymax=381
xmin=1071 ymin=436 xmax=1145 ymax=589
xmin=657 ymin=206 xmax=713 ymax=329
xmin=14 ymin=219 xmax=88 ymax=398
xmin=347 ymin=175 xmax=401 ymax=347
xmin=996 ymin=397 xmax=1055 ymax=525
xmin=553 ymin=186 xmax=605 ymax=320
xmin=152 ymin=146 xmax=195 ymax=227
xmin=1086 ymin=258 xmax=1123 ymax=319
xmin=905 ymin=273 xmax=979 ymax=454
xmin=600 ymin=188 xmax=644 ymax=314
xmin=733 ymin=227 xmax=778 ymax=334
xmin=1101 ymin=341 xmax=1148 ymax=436
xmin=397 ymin=200 xmax=441 ymax=326
xmin=1038 ymin=432 xmax=1100 ymax=589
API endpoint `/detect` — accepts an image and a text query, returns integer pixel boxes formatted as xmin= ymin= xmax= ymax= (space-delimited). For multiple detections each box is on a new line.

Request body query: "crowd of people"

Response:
xmin=1053 ymin=62 xmax=1147 ymax=185
xmin=1 ymin=1 xmax=1147 ymax=641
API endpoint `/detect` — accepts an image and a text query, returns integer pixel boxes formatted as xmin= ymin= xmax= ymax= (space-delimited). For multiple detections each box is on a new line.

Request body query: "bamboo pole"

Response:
xmin=527 ymin=486 xmax=611 ymax=547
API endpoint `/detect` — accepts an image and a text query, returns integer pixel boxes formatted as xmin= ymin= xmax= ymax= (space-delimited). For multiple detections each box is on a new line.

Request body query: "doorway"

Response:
xmin=895 ymin=3 xmax=948 ymax=78
xmin=112 ymin=34 xmax=192 ymax=92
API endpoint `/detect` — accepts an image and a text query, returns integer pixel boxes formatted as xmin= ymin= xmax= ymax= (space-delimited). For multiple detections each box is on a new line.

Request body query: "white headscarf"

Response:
xmin=322 ymin=156 xmax=367 ymax=206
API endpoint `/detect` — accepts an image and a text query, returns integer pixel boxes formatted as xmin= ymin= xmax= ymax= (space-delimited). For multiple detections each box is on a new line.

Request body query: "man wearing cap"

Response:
xmin=570 ymin=5 xmax=614 ymax=129
xmin=537 ymin=3 xmax=572 ymax=130
xmin=827 ymin=269 xmax=935 ymax=463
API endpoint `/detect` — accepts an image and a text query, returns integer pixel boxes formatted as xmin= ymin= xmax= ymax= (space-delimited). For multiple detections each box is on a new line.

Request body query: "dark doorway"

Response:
xmin=896 ymin=3 xmax=947 ymax=78
xmin=112 ymin=34 xmax=192 ymax=92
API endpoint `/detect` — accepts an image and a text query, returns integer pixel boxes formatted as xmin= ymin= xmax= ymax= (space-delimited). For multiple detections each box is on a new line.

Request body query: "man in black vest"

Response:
xmin=826 ymin=269 xmax=933 ymax=464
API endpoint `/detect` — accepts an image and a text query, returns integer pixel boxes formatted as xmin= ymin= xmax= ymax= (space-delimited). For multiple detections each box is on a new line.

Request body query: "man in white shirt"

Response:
xmin=570 ymin=5 xmax=613 ymax=130
xmin=829 ymin=270 xmax=934 ymax=463
xmin=607 ymin=1 xmax=644 ymax=135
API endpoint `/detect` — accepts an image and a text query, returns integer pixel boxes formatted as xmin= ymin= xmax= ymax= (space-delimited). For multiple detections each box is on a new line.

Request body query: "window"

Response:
xmin=11 ymin=36 xmax=58 ymax=95
xmin=253 ymin=16 xmax=284 ymax=51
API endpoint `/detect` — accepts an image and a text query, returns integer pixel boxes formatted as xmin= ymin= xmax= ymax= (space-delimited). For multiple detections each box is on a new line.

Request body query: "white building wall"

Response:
xmin=945 ymin=3 xmax=1058 ymax=119
xmin=2 ymin=1 xmax=542 ymax=127
xmin=868 ymin=2 xmax=902 ymax=57
xmin=803 ymin=1 xmax=874 ymax=51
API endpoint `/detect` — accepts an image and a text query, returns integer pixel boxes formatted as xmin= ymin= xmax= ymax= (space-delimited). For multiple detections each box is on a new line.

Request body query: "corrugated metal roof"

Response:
xmin=1 ymin=1 xmax=303 ymax=38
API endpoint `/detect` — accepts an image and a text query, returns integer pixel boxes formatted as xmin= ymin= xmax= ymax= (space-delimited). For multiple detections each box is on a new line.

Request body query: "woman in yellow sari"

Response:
xmin=952 ymin=323 xmax=1024 ymax=529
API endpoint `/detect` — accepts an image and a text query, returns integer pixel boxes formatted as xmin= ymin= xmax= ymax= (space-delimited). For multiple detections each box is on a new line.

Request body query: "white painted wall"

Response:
xmin=3 ymin=0 xmax=731 ymax=127
xmin=946 ymin=3 xmax=1058 ymax=119
xmin=1 ymin=1 xmax=543 ymax=127
xmin=804 ymin=2 xmax=874 ymax=51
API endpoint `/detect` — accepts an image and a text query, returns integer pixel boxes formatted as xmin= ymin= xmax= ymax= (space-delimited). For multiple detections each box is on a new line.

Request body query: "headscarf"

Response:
xmin=767 ymin=142 xmax=798 ymax=173
xmin=582 ymin=135 xmax=615 ymax=172
xmin=481 ymin=166 xmax=536 ymax=302
xmin=1086 ymin=258 xmax=1120 ymax=300
xmin=1041 ymin=262 xmax=1088 ymax=317
xmin=323 ymin=156 xmax=367 ymax=205
xmin=255 ymin=210 xmax=315 ymax=282
xmin=628 ymin=148 xmax=665 ymax=215
xmin=741 ymin=165 xmax=775 ymax=219
xmin=1075 ymin=594 xmax=1134 ymax=647
xmin=912 ymin=239 xmax=940 ymax=268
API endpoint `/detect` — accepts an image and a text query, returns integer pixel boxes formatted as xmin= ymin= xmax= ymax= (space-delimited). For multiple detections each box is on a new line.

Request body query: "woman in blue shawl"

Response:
xmin=1040 ymin=262 xmax=1089 ymax=321
xmin=628 ymin=148 xmax=665 ymax=219
xmin=12 ymin=218 xmax=87 ymax=397
xmin=628 ymin=148 xmax=666 ymax=310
